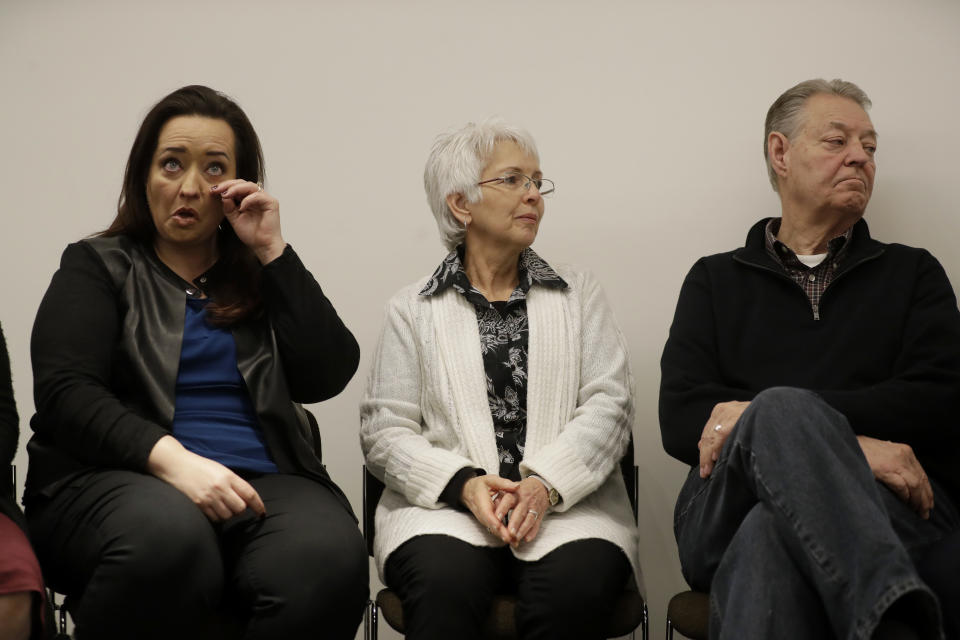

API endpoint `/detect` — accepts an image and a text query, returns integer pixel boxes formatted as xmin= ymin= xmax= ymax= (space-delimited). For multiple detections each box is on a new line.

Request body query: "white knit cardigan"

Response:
xmin=360 ymin=264 xmax=641 ymax=590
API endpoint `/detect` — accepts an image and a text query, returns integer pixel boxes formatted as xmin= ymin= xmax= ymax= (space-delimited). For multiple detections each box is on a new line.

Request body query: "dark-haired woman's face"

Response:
xmin=146 ymin=115 xmax=236 ymax=255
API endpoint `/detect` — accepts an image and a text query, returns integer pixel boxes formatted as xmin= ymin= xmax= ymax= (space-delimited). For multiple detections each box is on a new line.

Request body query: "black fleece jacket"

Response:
xmin=660 ymin=218 xmax=960 ymax=503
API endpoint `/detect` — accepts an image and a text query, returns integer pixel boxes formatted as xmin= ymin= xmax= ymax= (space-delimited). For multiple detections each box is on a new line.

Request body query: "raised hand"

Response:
xmin=211 ymin=180 xmax=285 ymax=264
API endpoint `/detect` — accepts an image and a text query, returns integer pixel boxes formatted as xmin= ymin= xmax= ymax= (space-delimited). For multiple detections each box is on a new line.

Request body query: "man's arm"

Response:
xmin=816 ymin=250 xmax=960 ymax=449
xmin=659 ymin=259 xmax=755 ymax=467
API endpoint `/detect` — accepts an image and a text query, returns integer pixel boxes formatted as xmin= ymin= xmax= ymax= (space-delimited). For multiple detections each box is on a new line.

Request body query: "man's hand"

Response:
xmin=857 ymin=435 xmax=934 ymax=519
xmin=698 ymin=401 xmax=751 ymax=478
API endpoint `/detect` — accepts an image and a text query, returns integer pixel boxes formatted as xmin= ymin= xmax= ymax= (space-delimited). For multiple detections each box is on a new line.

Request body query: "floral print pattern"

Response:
xmin=421 ymin=246 xmax=566 ymax=479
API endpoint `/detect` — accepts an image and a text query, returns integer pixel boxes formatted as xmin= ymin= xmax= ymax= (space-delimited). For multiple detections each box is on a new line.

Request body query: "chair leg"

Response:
xmin=47 ymin=589 xmax=70 ymax=638
xmin=642 ymin=601 xmax=648 ymax=640
xmin=665 ymin=616 xmax=674 ymax=640
xmin=363 ymin=598 xmax=369 ymax=640
xmin=364 ymin=598 xmax=378 ymax=640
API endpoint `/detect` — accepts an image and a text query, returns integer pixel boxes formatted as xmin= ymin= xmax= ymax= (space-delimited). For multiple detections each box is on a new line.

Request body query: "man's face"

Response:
xmin=781 ymin=94 xmax=878 ymax=217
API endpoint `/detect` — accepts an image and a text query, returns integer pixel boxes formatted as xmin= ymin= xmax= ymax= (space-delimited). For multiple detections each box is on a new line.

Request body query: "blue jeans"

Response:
xmin=674 ymin=387 xmax=960 ymax=640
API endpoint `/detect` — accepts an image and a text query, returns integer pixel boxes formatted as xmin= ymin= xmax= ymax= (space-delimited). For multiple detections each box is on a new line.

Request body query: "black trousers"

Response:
xmin=27 ymin=471 xmax=368 ymax=640
xmin=385 ymin=534 xmax=632 ymax=640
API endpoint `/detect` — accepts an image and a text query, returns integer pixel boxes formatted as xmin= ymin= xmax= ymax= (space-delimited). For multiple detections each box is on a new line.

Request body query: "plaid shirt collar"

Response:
xmin=419 ymin=245 xmax=567 ymax=304
xmin=763 ymin=218 xmax=853 ymax=269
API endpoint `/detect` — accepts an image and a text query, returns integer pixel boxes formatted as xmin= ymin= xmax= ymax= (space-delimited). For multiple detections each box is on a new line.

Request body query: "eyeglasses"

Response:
xmin=477 ymin=171 xmax=555 ymax=196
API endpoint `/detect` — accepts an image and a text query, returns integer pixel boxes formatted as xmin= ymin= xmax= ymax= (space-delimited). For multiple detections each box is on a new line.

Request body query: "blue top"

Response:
xmin=171 ymin=298 xmax=278 ymax=474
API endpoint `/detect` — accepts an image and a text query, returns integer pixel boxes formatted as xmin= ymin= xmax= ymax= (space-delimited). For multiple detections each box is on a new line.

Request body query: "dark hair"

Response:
xmin=102 ymin=85 xmax=265 ymax=325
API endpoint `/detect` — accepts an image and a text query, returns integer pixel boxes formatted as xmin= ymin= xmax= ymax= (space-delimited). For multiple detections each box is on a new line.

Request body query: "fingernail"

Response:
xmin=712 ymin=452 xmax=718 ymax=462
xmin=510 ymin=528 xmax=516 ymax=535
xmin=700 ymin=465 xmax=706 ymax=478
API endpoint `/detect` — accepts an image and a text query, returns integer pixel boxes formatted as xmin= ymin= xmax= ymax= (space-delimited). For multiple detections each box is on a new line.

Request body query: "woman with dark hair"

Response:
xmin=25 ymin=85 xmax=367 ymax=639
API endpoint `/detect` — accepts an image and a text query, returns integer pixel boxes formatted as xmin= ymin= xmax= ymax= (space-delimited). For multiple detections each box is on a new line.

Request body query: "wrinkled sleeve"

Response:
xmin=31 ymin=243 xmax=168 ymax=470
xmin=659 ymin=260 xmax=755 ymax=466
xmin=519 ymin=271 xmax=635 ymax=511
xmin=260 ymin=245 xmax=360 ymax=403
xmin=359 ymin=291 xmax=478 ymax=508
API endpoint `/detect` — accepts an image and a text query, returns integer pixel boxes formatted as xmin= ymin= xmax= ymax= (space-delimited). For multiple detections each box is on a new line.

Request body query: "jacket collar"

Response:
xmin=141 ymin=241 xmax=229 ymax=300
xmin=734 ymin=217 xmax=884 ymax=275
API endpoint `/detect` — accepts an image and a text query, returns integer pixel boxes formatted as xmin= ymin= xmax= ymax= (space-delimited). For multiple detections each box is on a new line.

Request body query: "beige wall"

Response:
xmin=2 ymin=1 xmax=959 ymax=638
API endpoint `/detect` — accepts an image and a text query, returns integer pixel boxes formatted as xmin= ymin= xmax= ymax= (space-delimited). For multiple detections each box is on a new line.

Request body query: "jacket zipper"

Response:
xmin=733 ymin=248 xmax=884 ymax=321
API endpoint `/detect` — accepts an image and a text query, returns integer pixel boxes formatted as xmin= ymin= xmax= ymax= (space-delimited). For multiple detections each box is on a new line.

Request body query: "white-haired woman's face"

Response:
xmin=462 ymin=140 xmax=545 ymax=253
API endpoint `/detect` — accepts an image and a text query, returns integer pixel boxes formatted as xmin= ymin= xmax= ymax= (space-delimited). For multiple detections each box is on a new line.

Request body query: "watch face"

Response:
xmin=549 ymin=488 xmax=559 ymax=506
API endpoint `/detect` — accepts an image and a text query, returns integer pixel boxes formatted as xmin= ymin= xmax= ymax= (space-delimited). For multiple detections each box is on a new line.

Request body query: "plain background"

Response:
xmin=2 ymin=1 xmax=959 ymax=638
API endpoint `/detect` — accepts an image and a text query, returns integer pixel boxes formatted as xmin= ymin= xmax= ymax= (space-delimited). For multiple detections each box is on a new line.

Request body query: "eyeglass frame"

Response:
xmin=477 ymin=171 xmax=555 ymax=196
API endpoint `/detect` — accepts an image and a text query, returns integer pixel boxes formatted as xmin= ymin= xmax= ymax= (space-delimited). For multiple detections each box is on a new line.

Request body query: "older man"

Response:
xmin=660 ymin=79 xmax=960 ymax=640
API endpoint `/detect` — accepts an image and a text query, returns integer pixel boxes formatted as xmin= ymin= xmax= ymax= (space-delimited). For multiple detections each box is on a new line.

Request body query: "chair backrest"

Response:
xmin=619 ymin=435 xmax=638 ymax=523
xmin=362 ymin=433 xmax=639 ymax=555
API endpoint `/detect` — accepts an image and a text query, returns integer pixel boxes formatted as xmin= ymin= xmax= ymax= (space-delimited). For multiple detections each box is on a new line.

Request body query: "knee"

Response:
xmin=520 ymin=541 xmax=630 ymax=621
xmin=395 ymin=551 xmax=478 ymax=606
xmin=110 ymin=505 xmax=221 ymax=599
xmin=298 ymin=528 xmax=369 ymax=608
xmin=0 ymin=592 xmax=32 ymax=640
xmin=250 ymin=524 xmax=368 ymax=621
xmin=746 ymin=386 xmax=820 ymax=425
xmin=386 ymin=536 xmax=495 ymax=610
xmin=739 ymin=386 xmax=845 ymax=445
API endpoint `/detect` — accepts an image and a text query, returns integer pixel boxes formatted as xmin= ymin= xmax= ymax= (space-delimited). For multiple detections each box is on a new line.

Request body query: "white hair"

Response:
xmin=424 ymin=117 xmax=540 ymax=251
xmin=764 ymin=78 xmax=872 ymax=192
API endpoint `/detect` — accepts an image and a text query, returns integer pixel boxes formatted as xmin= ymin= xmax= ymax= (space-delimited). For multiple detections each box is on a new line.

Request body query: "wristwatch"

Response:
xmin=529 ymin=474 xmax=561 ymax=507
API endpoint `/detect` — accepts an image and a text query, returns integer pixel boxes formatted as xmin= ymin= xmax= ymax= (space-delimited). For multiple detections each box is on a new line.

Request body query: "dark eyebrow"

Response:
xmin=159 ymin=146 xmax=231 ymax=158
xmin=828 ymin=121 xmax=879 ymax=139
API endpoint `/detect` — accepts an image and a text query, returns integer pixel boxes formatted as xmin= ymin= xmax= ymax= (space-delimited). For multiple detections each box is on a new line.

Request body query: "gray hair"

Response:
xmin=764 ymin=78 xmax=872 ymax=192
xmin=424 ymin=118 xmax=540 ymax=251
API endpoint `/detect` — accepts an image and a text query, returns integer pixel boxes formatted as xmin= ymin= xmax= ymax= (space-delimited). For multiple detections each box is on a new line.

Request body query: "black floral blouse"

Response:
xmin=420 ymin=246 xmax=567 ymax=480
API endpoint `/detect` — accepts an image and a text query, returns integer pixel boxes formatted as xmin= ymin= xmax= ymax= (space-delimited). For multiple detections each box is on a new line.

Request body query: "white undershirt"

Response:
xmin=796 ymin=253 xmax=828 ymax=268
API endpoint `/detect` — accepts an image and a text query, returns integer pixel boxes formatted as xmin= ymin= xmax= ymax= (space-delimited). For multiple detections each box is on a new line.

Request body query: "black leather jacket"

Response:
xmin=27 ymin=235 xmax=359 ymax=517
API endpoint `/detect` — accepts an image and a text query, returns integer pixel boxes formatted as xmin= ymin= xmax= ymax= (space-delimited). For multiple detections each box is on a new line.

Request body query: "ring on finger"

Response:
xmin=528 ymin=509 xmax=539 ymax=520
xmin=713 ymin=424 xmax=723 ymax=432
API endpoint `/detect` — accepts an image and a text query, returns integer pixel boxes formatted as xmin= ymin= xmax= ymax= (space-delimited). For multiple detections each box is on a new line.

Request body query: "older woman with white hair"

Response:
xmin=360 ymin=119 xmax=641 ymax=640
